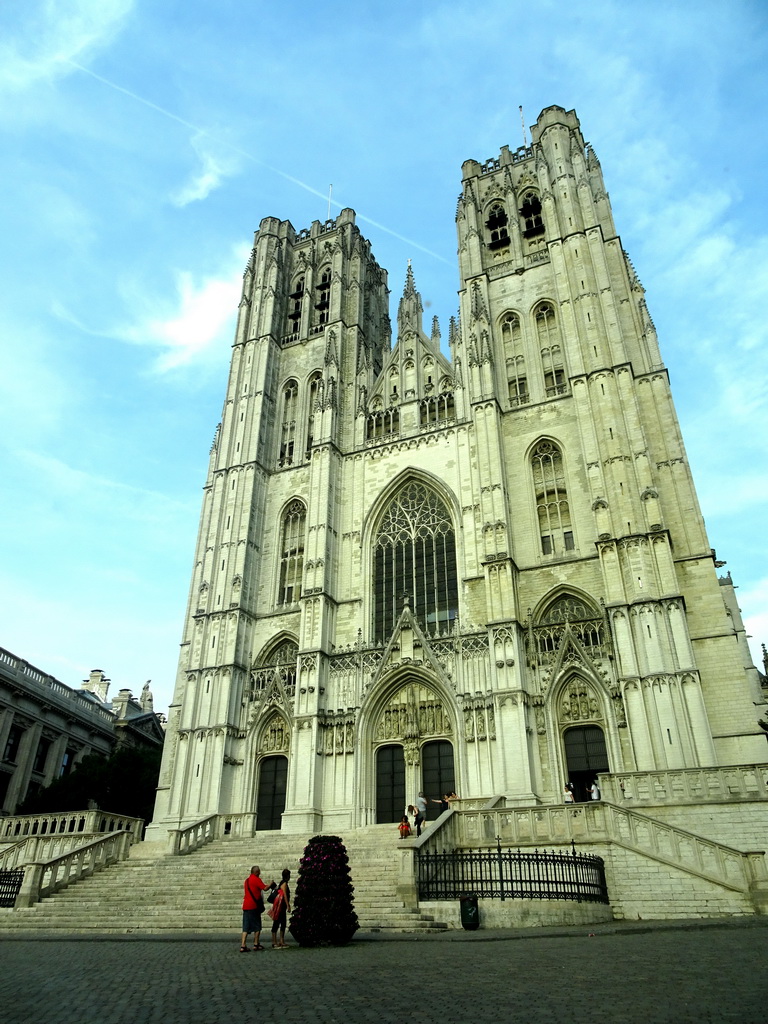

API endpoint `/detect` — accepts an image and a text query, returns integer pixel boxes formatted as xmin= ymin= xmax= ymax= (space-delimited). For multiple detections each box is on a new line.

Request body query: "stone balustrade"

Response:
xmin=14 ymin=831 xmax=133 ymax=907
xmin=598 ymin=764 xmax=768 ymax=806
xmin=0 ymin=833 xmax=109 ymax=871
xmin=449 ymin=802 xmax=767 ymax=897
xmin=1 ymin=810 xmax=144 ymax=844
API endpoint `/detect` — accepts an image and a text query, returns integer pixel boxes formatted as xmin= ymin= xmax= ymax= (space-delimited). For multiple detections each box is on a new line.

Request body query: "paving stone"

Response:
xmin=1 ymin=920 xmax=767 ymax=1023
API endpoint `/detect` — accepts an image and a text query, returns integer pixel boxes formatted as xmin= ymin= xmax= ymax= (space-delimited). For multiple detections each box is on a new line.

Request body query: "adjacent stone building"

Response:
xmin=147 ymin=105 xmax=766 ymax=842
xmin=0 ymin=652 xmax=164 ymax=815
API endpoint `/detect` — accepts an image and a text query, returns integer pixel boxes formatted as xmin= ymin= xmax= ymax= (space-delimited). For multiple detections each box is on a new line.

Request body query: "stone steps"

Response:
xmin=0 ymin=827 xmax=448 ymax=934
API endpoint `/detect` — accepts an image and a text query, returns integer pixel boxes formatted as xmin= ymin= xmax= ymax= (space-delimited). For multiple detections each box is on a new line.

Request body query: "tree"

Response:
xmin=16 ymin=746 xmax=162 ymax=824
xmin=289 ymin=834 xmax=359 ymax=946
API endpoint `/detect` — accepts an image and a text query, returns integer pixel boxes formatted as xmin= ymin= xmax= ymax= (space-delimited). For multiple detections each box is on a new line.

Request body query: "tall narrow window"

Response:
xmin=315 ymin=266 xmax=331 ymax=325
xmin=286 ymin=276 xmax=304 ymax=336
xmin=279 ymin=380 xmax=298 ymax=466
xmin=485 ymin=202 xmax=509 ymax=250
xmin=278 ymin=500 xmax=306 ymax=605
xmin=501 ymin=313 xmax=528 ymax=407
xmin=520 ymin=191 xmax=545 ymax=237
xmin=532 ymin=440 xmax=574 ymax=556
xmin=373 ymin=481 xmax=458 ymax=642
xmin=305 ymin=371 xmax=322 ymax=459
xmin=535 ymin=303 xmax=567 ymax=397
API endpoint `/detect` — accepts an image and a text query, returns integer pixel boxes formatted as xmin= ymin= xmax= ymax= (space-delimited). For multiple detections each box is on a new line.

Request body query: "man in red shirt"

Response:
xmin=240 ymin=865 xmax=275 ymax=951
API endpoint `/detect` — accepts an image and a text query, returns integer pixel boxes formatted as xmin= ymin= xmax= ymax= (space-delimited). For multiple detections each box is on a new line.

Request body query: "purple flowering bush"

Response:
xmin=288 ymin=834 xmax=359 ymax=946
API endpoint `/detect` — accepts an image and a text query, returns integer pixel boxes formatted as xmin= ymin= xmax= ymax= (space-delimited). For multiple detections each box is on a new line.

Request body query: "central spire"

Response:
xmin=397 ymin=262 xmax=424 ymax=340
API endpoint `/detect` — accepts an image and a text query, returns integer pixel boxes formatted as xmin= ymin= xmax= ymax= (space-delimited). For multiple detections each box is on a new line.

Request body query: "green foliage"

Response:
xmin=289 ymin=834 xmax=359 ymax=947
xmin=16 ymin=745 xmax=162 ymax=824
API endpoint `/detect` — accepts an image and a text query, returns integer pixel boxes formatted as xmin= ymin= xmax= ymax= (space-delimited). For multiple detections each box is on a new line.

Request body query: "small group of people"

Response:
xmin=563 ymin=780 xmax=600 ymax=803
xmin=240 ymin=865 xmax=292 ymax=952
xmin=399 ymin=789 xmax=458 ymax=838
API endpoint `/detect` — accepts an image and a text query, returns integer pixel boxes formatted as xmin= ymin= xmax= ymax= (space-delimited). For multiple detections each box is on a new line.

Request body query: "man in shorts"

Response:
xmin=240 ymin=865 xmax=275 ymax=951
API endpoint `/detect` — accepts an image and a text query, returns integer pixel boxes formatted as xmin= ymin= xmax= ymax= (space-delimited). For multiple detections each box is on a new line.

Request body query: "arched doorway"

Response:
xmin=421 ymin=740 xmax=455 ymax=819
xmin=376 ymin=744 xmax=405 ymax=823
xmin=564 ymin=725 xmax=608 ymax=802
xmin=256 ymin=755 xmax=288 ymax=830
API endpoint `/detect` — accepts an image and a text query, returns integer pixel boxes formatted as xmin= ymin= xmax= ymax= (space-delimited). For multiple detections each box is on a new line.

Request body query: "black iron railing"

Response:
xmin=0 ymin=869 xmax=24 ymax=908
xmin=417 ymin=839 xmax=608 ymax=904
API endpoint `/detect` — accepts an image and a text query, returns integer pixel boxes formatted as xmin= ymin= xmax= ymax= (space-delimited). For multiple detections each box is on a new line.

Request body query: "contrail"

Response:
xmin=66 ymin=60 xmax=450 ymax=264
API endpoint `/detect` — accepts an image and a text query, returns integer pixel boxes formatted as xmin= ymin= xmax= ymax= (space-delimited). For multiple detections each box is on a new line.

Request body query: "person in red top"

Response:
xmin=240 ymin=865 xmax=275 ymax=952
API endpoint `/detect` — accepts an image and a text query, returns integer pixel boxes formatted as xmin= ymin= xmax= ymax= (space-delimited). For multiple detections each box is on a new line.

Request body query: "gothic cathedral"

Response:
xmin=147 ymin=106 xmax=766 ymax=841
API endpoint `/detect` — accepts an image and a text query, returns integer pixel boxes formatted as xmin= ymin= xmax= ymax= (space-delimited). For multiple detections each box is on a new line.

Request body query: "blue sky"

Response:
xmin=1 ymin=0 xmax=767 ymax=713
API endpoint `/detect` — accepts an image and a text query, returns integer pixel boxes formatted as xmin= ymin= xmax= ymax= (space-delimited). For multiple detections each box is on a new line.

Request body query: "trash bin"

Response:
xmin=459 ymin=893 xmax=479 ymax=931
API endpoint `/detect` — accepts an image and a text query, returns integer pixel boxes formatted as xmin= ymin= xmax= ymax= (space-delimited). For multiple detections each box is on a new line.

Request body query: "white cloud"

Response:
xmin=171 ymin=133 xmax=241 ymax=206
xmin=138 ymin=255 xmax=246 ymax=371
xmin=0 ymin=0 xmax=132 ymax=93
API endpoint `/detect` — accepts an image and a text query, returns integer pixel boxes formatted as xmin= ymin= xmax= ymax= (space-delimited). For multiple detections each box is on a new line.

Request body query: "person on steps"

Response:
xmin=268 ymin=868 xmax=292 ymax=948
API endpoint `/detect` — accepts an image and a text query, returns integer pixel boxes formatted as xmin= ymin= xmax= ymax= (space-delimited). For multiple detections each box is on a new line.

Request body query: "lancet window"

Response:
xmin=286 ymin=276 xmax=304 ymax=336
xmin=278 ymin=500 xmax=306 ymax=606
xmin=278 ymin=379 xmax=299 ymax=467
xmin=315 ymin=266 xmax=331 ymax=325
xmin=373 ymin=481 xmax=458 ymax=642
xmin=520 ymin=191 xmax=545 ymax=238
xmin=366 ymin=406 xmax=400 ymax=442
xmin=531 ymin=440 xmax=574 ymax=556
xmin=501 ymin=313 xmax=528 ymax=407
xmin=535 ymin=303 xmax=567 ymax=397
xmin=306 ymin=371 xmax=322 ymax=459
xmin=419 ymin=391 xmax=455 ymax=427
xmin=485 ymin=202 xmax=510 ymax=250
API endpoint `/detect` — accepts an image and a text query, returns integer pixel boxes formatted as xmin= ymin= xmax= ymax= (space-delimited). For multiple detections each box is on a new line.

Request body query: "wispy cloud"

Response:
xmin=0 ymin=0 xmax=132 ymax=93
xmin=171 ymin=133 xmax=241 ymax=206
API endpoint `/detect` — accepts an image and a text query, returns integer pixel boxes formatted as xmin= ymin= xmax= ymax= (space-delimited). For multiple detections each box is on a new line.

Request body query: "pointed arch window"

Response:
xmin=501 ymin=313 xmax=528 ymax=407
xmin=532 ymin=440 xmax=574 ymax=556
xmin=279 ymin=380 xmax=299 ymax=467
xmin=485 ymin=202 xmax=510 ymax=250
xmin=535 ymin=303 xmax=567 ymax=397
xmin=520 ymin=191 xmax=544 ymax=238
xmin=306 ymin=371 xmax=323 ymax=459
xmin=278 ymin=500 xmax=306 ymax=605
xmin=252 ymin=638 xmax=299 ymax=695
xmin=373 ymin=481 xmax=458 ymax=642
xmin=315 ymin=266 xmax=331 ymax=325
xmin=533 ymin=593 xmax=604 ymax=663
xmin=287 ymin=276 xmax=304 ymax=336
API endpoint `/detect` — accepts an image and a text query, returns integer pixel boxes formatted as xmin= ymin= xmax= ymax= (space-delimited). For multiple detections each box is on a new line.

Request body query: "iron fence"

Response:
xmin=417 ymin=840 xmax=608 ymax=904
xmin=0 ymin=869 xmax=24 ymax=908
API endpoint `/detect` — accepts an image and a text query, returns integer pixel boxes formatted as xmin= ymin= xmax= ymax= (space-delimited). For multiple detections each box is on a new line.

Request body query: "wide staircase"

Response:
xmin=0 ymin=825 xmax=447 ymax=935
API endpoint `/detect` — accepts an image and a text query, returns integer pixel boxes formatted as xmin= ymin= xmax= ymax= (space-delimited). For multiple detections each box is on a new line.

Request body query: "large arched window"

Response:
xmin=279 ymin=379 xmax=299 ymax=467
xmin=532 ymin=440 xmax=574 ymax=556
xmin=535 ymin=303 xmax=567 ymax=397
xmin=373 ymin=481 xmax=458 ymax=642
xmin=501 ymin=313 xmax=528 ymax=407
xmin=278 ymin=500 xmax=306 ymax=605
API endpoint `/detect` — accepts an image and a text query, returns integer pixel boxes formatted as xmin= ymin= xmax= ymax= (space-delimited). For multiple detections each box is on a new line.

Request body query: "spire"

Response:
xmin=397 ymin=261 xmax=424 ymax=339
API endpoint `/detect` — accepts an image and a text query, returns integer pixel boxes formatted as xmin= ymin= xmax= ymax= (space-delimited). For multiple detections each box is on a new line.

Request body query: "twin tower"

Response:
xmin=147 ymin=106 xmax=765 ymax=841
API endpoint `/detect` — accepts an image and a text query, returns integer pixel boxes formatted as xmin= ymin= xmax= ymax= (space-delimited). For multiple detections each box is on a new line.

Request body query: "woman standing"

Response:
xmin=269 ymin=868 xmax=292 ymax=948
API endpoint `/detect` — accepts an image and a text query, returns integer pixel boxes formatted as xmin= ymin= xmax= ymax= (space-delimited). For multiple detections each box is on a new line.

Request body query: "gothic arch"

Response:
xmin=531 ymin=586 xmax=600 ymax=626
xmin=356 ymin=667 xmax=460 ymax=823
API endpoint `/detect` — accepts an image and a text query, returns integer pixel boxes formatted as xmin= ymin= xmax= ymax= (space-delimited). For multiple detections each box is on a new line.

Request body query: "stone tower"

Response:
xmin=147 ymin=106 xmax=765 ymax=842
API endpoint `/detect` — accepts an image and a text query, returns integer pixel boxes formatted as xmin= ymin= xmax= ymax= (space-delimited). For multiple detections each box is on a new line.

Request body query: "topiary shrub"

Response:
xmin=288 ymin=834 xmax=359 ymax=946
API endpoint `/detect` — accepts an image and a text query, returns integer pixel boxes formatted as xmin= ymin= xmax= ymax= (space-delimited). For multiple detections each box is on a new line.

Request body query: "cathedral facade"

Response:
xmin=147 ymin=106 xmax=766 ymax=840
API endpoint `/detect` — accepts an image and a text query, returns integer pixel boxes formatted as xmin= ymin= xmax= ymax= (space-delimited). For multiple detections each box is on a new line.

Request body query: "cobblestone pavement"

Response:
xmin=2 ymin=920 xmax=767 ymax=1024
